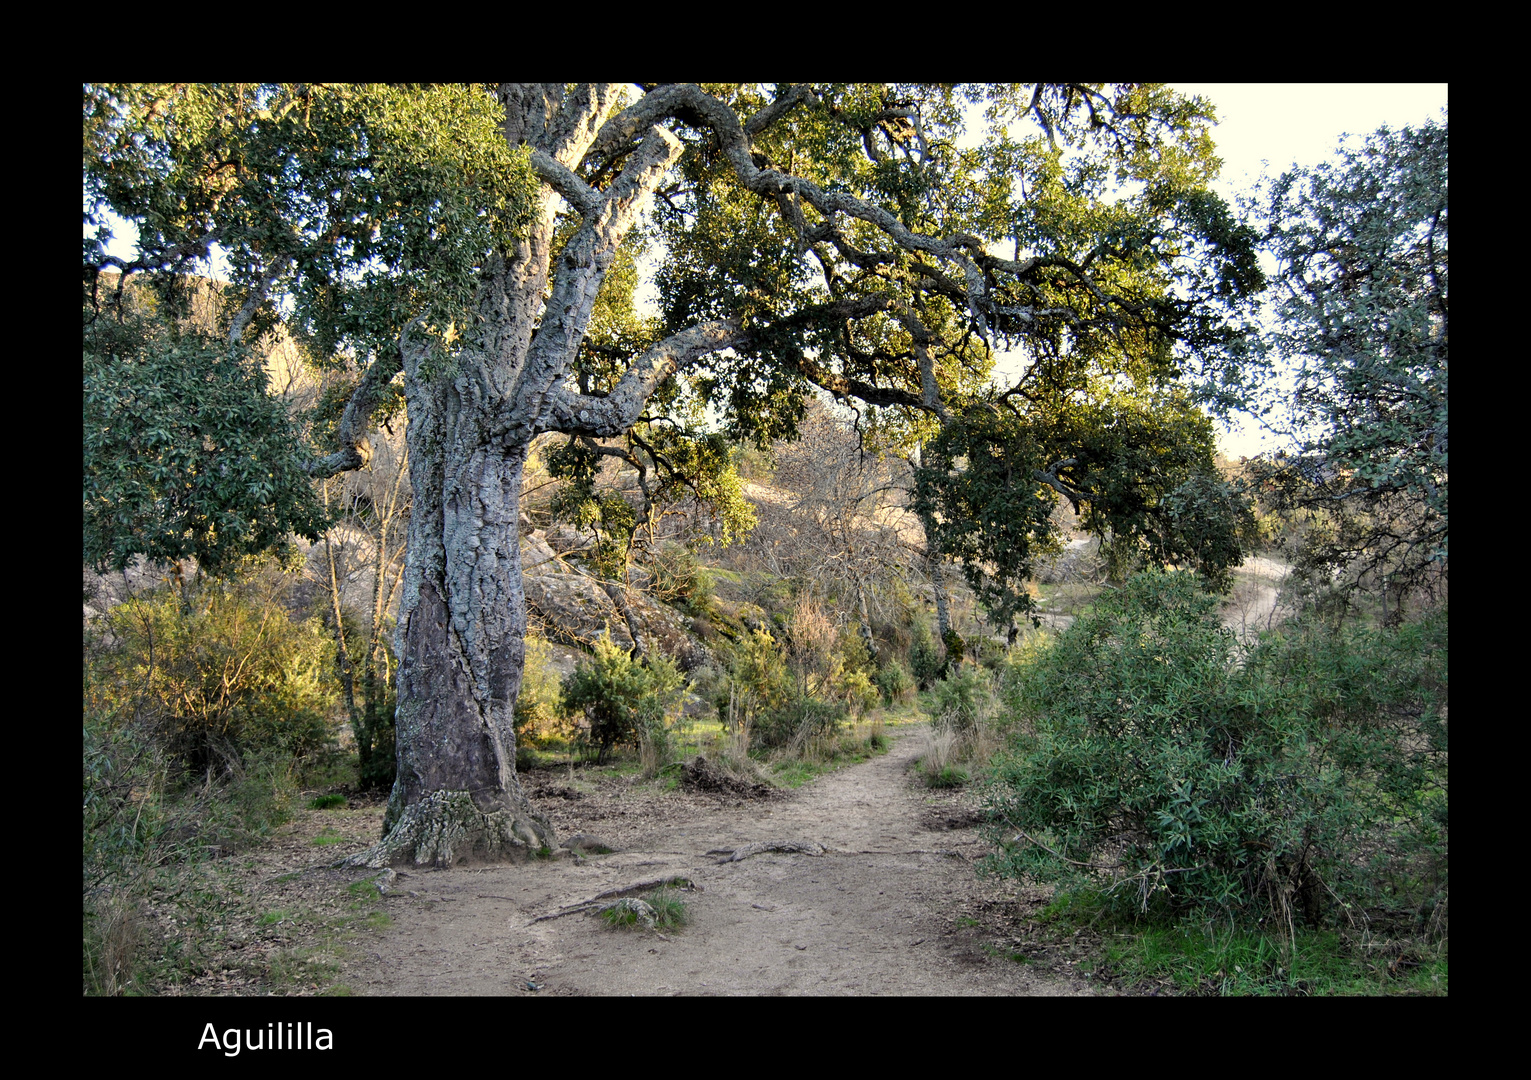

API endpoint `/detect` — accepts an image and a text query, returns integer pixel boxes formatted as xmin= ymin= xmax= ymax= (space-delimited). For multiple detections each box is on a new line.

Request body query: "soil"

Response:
xmin=188 ymin=731 xmax=1100 ymax=996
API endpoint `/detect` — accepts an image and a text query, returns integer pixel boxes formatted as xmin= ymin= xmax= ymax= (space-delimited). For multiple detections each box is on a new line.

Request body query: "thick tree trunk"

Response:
xmin=362 ymin=407 xmax=555 ymax=866
xmin=347 ymin=84 xmax=698 ymax=868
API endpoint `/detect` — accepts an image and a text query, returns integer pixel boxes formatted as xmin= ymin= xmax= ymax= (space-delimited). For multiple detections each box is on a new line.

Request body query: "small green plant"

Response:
xmin=308 ymin=794 xmax=346 ymax=810
xmin=599 ymin=885 xmax=691 ymax=931
xmin=561 ymin=632 xmax=687 ymax=764
xmin=927 ymin=664 xmax=996 ymax=736
xmin=311 ymin=829 xmax=346 ymax=847
xmin=908 ymin=618 xmax=943 ymax=689
xmin=644 ymin=887 xmax=690 ymax=929
xmin=874 ymin=659 xmax=915 ymax=705
xmin=925 ymin=764 xmax=969 ymax=789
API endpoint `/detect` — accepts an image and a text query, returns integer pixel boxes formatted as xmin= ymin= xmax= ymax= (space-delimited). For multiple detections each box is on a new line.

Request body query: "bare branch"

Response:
xmin=743 ymin=84 xmax=818 ymax=139
xmin=228 ymin=258 xmax=288 ymax=347
xmin=539 ymin=320 xmax=746 ymax=436
xmin=305 ymin=317 xmax=423 ymax=479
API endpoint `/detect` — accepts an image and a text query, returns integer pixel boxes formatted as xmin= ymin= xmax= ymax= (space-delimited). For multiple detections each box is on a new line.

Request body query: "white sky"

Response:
xmin=87 ymin=84 xmax=1447 ymax=459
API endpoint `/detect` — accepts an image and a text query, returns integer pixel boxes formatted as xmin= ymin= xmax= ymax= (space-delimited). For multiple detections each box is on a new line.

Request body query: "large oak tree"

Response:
xmin=84 ymin=83 xmax=1262 ymax=866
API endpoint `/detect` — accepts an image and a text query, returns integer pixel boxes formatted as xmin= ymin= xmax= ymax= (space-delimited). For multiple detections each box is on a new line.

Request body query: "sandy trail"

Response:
xmin=345 ymin=733 xmax=1094 ymax=996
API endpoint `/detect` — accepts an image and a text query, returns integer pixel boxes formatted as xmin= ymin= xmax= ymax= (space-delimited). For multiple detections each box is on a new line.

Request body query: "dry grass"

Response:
xmin=913 ymin=714 xmax=1003 ymax=788
xmin=83 ymin=892 xmax=142 ymax=996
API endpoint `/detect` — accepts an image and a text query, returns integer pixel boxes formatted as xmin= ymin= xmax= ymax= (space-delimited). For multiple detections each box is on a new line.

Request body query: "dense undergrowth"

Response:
xmin=85 ymin=542 xmax=1446 ymax=997
xmin=82 ymin=564 xmax=355 ymax=995
xmin=975 ymin=571 xmax=1447 ymax=995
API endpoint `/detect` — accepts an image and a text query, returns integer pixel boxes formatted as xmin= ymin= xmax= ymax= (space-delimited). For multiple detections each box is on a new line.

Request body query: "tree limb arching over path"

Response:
xmin=84 ymin=83 xmax=1263 ymax=867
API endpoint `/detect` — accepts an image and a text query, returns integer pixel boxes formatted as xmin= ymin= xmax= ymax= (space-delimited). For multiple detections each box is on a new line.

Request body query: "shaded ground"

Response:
xmin=323 ymin=732 xmax=1098 ymax=996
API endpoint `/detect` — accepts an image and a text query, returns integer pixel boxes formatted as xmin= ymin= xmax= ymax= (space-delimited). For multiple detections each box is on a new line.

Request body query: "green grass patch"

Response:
xmin=770 ymin=760 xmax=822 ymax=789
xmin=307 ymin=794 xmax=347 ymax=810
xmin=644 ymin=887 xmax=690 ymax=929
xmin=1038 ymin=888 xmax=1447 ymax=996
xmin=311 ymin=829 xmax=347 ymax=847
xmin=269 ymin=946 xmax=342 ymax=986
xmin=768 ymin=732 xmax=890 ymax=788
xmin=601 ymin=886 xmax=691 ymax=931
xmin=923 ymin=765 xmax=969 ymax=788
xmin=258 ymin=910 xmax=291 ymax=928
xmin=982 ymin=943 xmax=1034 ymax=964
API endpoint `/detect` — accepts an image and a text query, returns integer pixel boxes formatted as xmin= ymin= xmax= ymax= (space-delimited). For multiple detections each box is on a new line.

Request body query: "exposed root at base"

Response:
xmin=339 ymin=790 xmax=556 ymax=869
xmin=707 ymin=840 xmax=826 ymax=863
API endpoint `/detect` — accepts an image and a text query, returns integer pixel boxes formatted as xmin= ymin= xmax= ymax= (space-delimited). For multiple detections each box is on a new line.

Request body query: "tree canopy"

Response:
xmin=83 ymin=278 xmax=328 ymax=574
xmin=1248 ymin=115 xmax=1447 ymax=614
xmin=84 ymin=84 xmax=1271 ymax=865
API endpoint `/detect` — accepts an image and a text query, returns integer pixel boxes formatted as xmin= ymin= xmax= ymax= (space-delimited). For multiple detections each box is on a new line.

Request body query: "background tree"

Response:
xmin=85 ymin=83 xmax=1263 ymax=867
xmin=1245 ymin=116 xmax=1448 ymax=622
xmin=313 ymin=430 xmax=411 ymax=792
xmin=756 ymin=398 xmax=921 ymax=658
xmin=83 ymin=274 xmax=328 ymax=577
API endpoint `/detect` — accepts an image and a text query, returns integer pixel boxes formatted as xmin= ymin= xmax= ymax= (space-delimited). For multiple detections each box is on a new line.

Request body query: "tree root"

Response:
xmin=528 ymin=875 xmax=699 ymax=924
xmin=707 ymin=840 xmax=826 ymax=863
xmin=339 ymin=790 xmax=555 ymax=869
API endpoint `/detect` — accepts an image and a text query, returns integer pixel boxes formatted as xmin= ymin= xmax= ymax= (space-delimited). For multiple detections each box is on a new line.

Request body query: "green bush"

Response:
xmin=874 ymin=659 xmax=915 ymax=705
xmin=754 ymin=694 xmax=848 ymax=751
xmin=987 ymin=571 xmax=1447 ymax=928
xmin=648 ymin=544 xmax=715 ymax=618
xmin=716 ymin=628 xmax=792 ymax=732
xmin=927 ymin=665 xmax=997 ymax=736
xmin=909 ymin=618 xmax=944 ymax=689
xmin=834 ymin=668 xmax=881 ymax=719
xmin=560 ymin=633 xmax=687 ymax=763
xmin=515 ymin=634 xmax=565 ymax=758
xmin=85 ymin=574 xmax=340 ymax=775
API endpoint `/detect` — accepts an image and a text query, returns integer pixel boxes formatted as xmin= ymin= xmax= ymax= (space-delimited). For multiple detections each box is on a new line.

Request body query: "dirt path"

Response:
xmin=344 ymin=733 xmax=1096 ymax=996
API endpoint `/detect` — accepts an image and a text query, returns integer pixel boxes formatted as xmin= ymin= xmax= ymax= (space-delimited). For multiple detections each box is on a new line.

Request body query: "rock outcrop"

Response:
xmin=521 ymin=530 xmax=713 ymax=672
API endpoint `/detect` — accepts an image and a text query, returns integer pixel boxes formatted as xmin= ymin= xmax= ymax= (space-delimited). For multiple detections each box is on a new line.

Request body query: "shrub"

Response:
xmin=754 ymin=694 xmax=848 ymax=752
xmin=515 ymin=635 xmax=566 ymax=753
xmin=560 ymin=633 xmax=687 ymax=764
xmin=908 ymin=617 xmax=944 ymax=689
xmin=648 ymin=544 xmax=715 ymax=618
xmin=874 ymin=659 xmax=915 ymax=705
xmin=717 ymin=628 xmax=792 ymax=733
xmin=986 ymin=571 xmax=1447 ymax=929
xmin=85 ymin=574 xmax=340 ymax=776
xmin=83 ymin=567 xmax=339 ymax=994
xmin=927 ymin=665 xmax=997 ymax=737
xmin=834 ymin=668 xmax=881 ymax=719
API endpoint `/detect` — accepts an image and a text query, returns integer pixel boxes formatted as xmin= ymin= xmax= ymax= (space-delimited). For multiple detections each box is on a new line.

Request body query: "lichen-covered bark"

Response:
xmin=367 ymin=110 xmax=568 ymax=864
xmin=378 ymin=372 xmax=555 ymax=863
xmin=348 ymin=790 xmax=547 ymax=869
xmin=365 ymin=86 xmax=638 ymax=866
